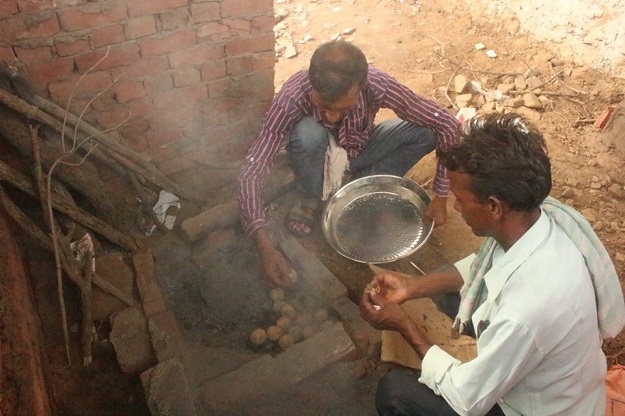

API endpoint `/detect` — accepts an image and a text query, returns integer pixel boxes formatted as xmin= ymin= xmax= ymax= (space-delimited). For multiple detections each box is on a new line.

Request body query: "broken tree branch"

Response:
xmin=0 ymin=160 xmax=136 ymax=250
xmin=0 ymin=185 xmax=138 ymax=306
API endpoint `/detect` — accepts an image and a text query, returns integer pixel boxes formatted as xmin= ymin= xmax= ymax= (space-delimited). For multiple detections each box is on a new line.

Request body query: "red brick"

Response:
xmin=252 ymin=15 xmax=276 ymax=33
xmin=114 ymin=81 xmax=146 ymax=103
xmin=58 ymin=0 xmax=127 ymax=32
xmin=143 ymin=72 xmax=173 ymax=95
xmin=226 ymin=55 xmax=254 ymax=77
xmin=24 ymin=12 xmax=60 ymax=38
xmin=111 ymin=55 xmax=169 ymax=79
xmin=124 ymin=134 xmax=149 ymax=153
xmin=94 ymin=106 xmax=132 ymax=129
xmin=139 ymin=29 xmax=196 ymax=57
xmin=148 ymin=106 xmax=197 ymax=130
xmin=155 ymin=155 xmax=195 ymax=176
xmin=226 ymin=33 xmax=274 ymax=56
xmin=127 ymin=0 xmax=187 ymax=18
xmin=152 ymin=84 xmax=207 ymax=111
xmin=159 ymin=7 xmax=190 ymax=31
xmin=13 ymin=45 xmax=53 ymax=64
xmin=121 ymin=117 xmax=149 ymax=139
xmin=124 ymin=15 xmax=157 ymax=40
xmin=0 ymin=1 xmax=18 ymax=16
xmin=75 ymin=43 xmax=140 ymax=73
xmin=26 ymin=57 xmax=74 ymax=86
xmin=128 ymin=96 xmax=155 ymax=117
xmin=169 ymin=42 xmax=224 ymax=68
xmin=92 ymin=24 xmax=125 ymax=48
xmin=207 ymin=77 xmax=236 ymax=97
xmin=16 ymin=0 xmax=56 ymax=13
xmin=145 ymin=127 xmax=184 ymax=148
xmin=55 ymin=36 xmax=91 ymax=57
xmin=197 ymin=22 xmax=231 ymax=42
xmin=190 ymin=2 xmax=220 ymax=23
xmin=172 ymin=67 xmax=200 ymax=87
xmin=48 ymin=71 xmax=113 ymax=102
xmin=0 ymin=47 xmax=16 ymax=62
xmin=221 ymin=0 xmax=272 ymax=18
xmin=90 ymin=92 xmax=118 ymax=112
xmin=148 ymin=145 xmax=177 ymax=162
xmin=223 ymin=18 xmax=251 ymax=34
xmin=253 ymin=50 xmax=275 ymax=70
xmin=0 ymin=17 xmax=27 ymax=43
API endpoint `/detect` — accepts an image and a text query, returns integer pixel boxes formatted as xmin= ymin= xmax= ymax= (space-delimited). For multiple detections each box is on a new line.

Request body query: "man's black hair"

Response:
xmin=439 ymin=112 xmax=552 ymax=211
xmin=308 ymin=40 xmax=368 ymax=103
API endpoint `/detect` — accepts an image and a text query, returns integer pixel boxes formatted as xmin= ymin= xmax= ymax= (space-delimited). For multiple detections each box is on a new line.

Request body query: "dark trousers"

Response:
xmin=287 ymin=117 xmax=436 ymax=198
xmin=375 ymin=293 xmax=503 ymax=416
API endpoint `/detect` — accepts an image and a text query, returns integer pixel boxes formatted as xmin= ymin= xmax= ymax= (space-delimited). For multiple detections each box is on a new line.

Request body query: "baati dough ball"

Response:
xmin=273 ymin=300 xmax=286 ymax=313
xmin=313 ymin=308 xmax=329 ymax=322
xmin=278 ymin=334 xmax=295 ymax=350
xmin=276 ymin=316 xmax=291 ymax=329
xmin=281 ymin=303 xmax=297 ymax=319
xmin=285 ymin=268 xmax=299 ymax=286
xmin=269 ymin=288 xmax=285 ymax=302
xmin=249 ymin=328 xmax=268 ymax=346
xmin=267 ymin=325 xmax=284 ymax=342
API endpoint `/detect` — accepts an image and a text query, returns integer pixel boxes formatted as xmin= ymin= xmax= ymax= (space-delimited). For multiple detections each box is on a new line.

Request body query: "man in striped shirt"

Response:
xmin=238 ymin=40 xmax=460 ymax=287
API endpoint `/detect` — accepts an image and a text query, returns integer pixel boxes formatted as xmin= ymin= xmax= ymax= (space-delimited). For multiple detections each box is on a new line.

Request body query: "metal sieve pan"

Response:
xmin=321 ymin=175 xmax=434 ymax=264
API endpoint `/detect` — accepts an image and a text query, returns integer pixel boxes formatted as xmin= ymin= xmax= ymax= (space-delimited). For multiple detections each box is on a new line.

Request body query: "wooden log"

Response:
xmin=181 ymin=175 xmax=295 ymax=241
xmin=0 ymin=160 xmax=137 ymax=251
xmin=0 ymin=88 xmax=199 ymax=202
xmin=0 ymin=105 xmax=116 ymax=218
xmin=0 ymin=185 xmax=138 ymax=307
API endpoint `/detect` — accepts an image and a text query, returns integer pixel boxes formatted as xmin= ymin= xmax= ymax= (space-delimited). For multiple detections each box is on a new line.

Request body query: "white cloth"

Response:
xmin=420 ymin=211 xmax=606 ymax=416
xmin=322 ymin=133 xmax=348 ymax=201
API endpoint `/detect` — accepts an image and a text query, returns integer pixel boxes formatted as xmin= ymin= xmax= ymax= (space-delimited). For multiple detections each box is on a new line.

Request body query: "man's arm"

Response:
xmin=374 ymin=69 xmax=460 ymax=198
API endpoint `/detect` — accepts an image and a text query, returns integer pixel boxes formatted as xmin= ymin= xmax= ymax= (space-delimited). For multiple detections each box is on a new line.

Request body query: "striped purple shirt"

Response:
xmin=238 ymin=67 xmax=459 ymax=235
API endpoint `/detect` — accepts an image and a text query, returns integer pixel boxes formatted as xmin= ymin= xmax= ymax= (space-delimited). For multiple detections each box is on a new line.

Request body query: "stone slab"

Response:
xmin=279 ymin=237 xmax=348 ymax=302
xmin=132 ymin=241 xmax=167 ymax=318
xmin=141 ymin=358 xmax=197 ymax=416
xmin=195 ymin=322 xmax=355 ymax=410
xmin=148 ymin=310 xmax=184 ymax=363
xmin=110 ymin=306 xmax=156 ymax=374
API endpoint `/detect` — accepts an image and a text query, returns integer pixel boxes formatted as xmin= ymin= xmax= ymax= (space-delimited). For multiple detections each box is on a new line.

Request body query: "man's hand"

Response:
xmin=426 ymin=195 xmax=448 ymax=227
xmin=359 ymin=284 xmax=411 ymax=332
xmin=371 ymin=271 xmax=412 ymax=304
xmin=254 ymin=229 xmax=296 ymax=288
xmin=359 ymin=285 xmax=432 ymax=359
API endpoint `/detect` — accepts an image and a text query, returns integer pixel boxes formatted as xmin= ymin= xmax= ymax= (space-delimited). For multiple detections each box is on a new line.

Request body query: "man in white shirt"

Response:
xmin=360 ymin=113 xmax=624 ymax=416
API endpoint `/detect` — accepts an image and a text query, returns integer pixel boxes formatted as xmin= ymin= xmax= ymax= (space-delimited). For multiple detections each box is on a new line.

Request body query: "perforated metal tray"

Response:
xmin=322 ymin=175 xmax=434 ymax=263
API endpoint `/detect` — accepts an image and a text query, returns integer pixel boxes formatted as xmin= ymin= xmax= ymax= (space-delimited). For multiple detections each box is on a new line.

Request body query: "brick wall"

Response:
xmin=0 ymin=0 xmax=275 ymax=184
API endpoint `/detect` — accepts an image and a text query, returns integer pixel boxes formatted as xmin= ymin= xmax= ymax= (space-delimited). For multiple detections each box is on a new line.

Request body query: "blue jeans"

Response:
xmin=286 ymin=117 xmax=436 ymax=198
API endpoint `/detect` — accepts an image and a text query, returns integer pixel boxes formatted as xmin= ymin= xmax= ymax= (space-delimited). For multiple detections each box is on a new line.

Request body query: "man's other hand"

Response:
xmin=254 ymin=228 xmax=295 ymax=288
xmin=426 ymin=195 xmax=448 ymax=227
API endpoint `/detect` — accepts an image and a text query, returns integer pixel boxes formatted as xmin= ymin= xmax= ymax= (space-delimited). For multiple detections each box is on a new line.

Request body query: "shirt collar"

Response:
xmin=483 ymin=209 xmax=551 ymax=301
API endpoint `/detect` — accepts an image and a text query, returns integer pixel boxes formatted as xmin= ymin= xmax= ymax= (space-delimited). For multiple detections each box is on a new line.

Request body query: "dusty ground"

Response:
xmin=2 ymin=1 xmax=625 ymax=415
xmin=272 ymin=0 xmax=625 ymax=360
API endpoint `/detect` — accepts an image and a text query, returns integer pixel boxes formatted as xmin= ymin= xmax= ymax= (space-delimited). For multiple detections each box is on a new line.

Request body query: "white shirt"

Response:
xmin=419 ymin=211 xmax=606 ymax=416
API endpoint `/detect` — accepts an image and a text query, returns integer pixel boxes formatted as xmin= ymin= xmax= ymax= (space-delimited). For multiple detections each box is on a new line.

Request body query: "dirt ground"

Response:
xmin=3 ymin=1 xmax=625 ymax=415
xmin=272 ymin=0 xmax=625 ymax=360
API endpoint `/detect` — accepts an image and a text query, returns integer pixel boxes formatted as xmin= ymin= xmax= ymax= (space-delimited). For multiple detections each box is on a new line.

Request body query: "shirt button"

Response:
xmin=434 ymin=112 xmax=439 ymax=116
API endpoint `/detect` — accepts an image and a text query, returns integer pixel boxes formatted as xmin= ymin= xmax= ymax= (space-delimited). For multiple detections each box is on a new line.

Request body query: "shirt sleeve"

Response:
xmin=454 ymin=253 xmax=477 ymax=285
xmin=377 ymin=72 xmax=460 ymax=196
xmin=237 ymin=73 xmax=308 ymax=235
xmin=419 ymin=319 xmax=542 ymax=416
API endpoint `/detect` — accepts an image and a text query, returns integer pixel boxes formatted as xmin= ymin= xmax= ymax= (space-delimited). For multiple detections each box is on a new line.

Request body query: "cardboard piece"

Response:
xmin=368 ymin=264 xmax=476 ymax=370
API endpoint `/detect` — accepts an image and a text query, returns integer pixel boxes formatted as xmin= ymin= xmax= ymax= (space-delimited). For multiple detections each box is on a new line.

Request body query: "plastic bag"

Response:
xmin=606 ymin=365 xmax=625 ymax=416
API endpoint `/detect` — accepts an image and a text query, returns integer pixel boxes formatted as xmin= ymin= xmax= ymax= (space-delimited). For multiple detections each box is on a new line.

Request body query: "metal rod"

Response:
xmin=408 ymin=260 xmax=425 ymax=275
